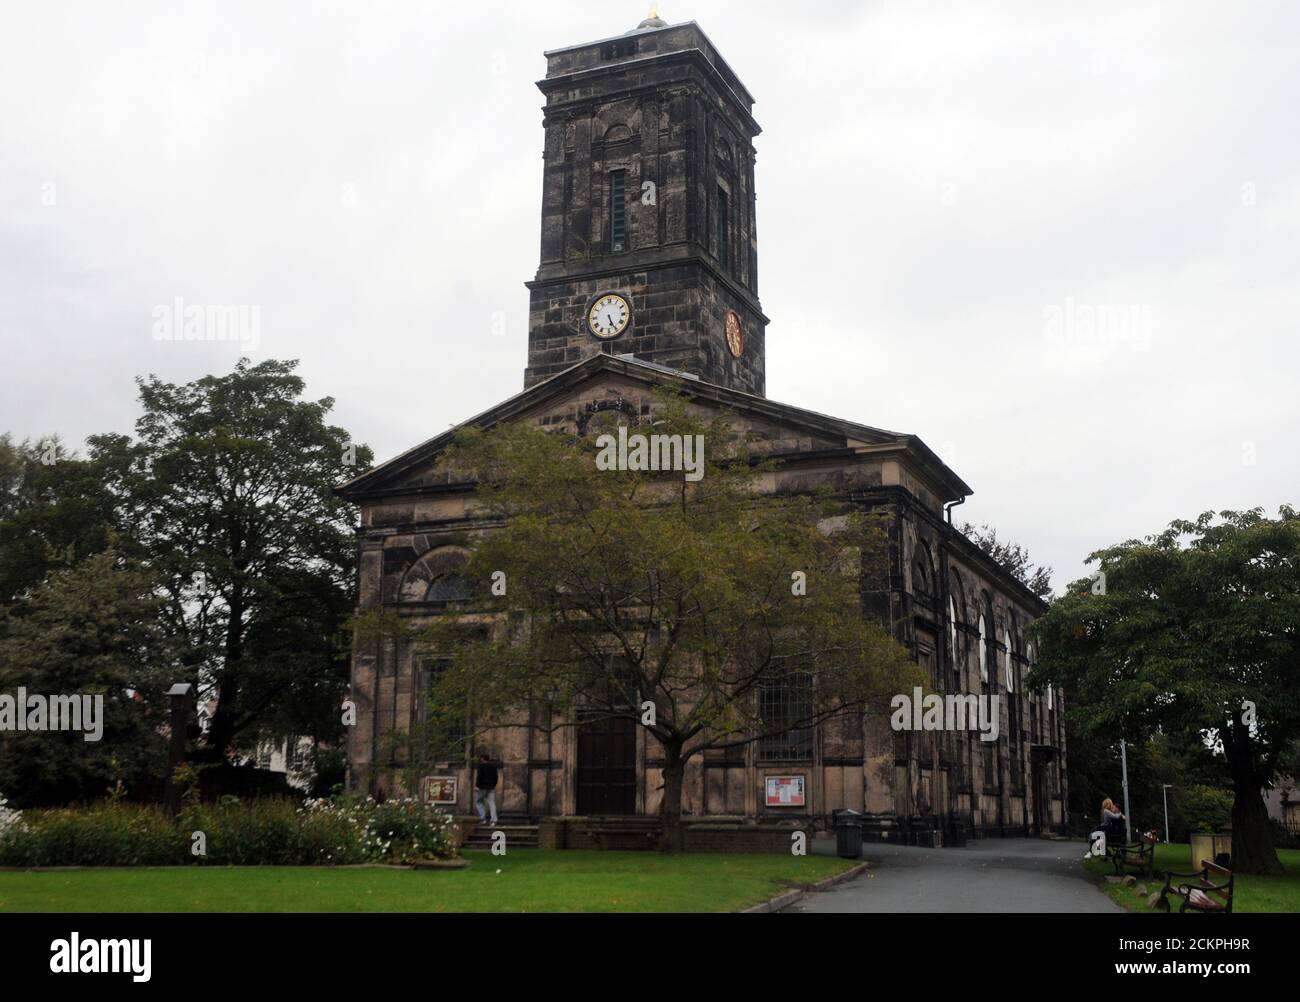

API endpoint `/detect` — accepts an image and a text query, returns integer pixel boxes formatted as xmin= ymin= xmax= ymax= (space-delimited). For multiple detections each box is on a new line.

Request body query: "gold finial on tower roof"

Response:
xmin=636 ymin=3 xmax=668 ymax=30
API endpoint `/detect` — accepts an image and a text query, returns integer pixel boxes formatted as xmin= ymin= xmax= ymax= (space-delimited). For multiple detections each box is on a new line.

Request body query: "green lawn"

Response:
xmin=0 ymin=850 xmax=857 ymax=913
xmin=1084 ymin=842 xmax=1300 ymax=913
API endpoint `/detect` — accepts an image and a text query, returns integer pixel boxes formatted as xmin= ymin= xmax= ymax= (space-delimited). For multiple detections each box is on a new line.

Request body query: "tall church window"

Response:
xmin=948 ymin=574 xmax=966 ymax=687
xmin=609 ymin=170 xmax=627 ymax=252
xmin=576 ymin=653 xmax=638 ymax=709
xmin=977 ymin=614 xmax=988 ymax=683
xmin=948 ymin=595 xmax=958 ymax=673
xmin=758 ymin=670 xmax=814 ymax=762
xmin=716 ymin=184 xmax=730 ymax=269
xmin=1026 ymin=642 xmax=1036 ymax=741
xmin=913 ymin=543 xmax=934 ymax=602
xmin=1006 ymin=627 xmax=1022 ymax=784
xmin=417 ymin=657 xmax=469 ymax=758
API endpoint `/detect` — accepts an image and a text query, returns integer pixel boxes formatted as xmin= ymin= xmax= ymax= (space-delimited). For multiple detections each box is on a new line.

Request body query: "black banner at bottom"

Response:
xmin=0 ymin=912 xmax=1288 ymax=989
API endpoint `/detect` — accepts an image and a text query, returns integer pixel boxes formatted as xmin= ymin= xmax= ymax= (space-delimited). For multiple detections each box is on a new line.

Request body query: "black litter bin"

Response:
xmin=835 ymin=809 xmax=863 ymax=859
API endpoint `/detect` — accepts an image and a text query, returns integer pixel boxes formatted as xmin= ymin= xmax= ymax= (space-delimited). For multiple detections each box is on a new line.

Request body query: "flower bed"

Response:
xmin=0 ymin=794 xmax=23 ymax=839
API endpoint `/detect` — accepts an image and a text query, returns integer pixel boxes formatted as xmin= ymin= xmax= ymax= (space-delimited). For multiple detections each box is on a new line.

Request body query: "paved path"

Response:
xmin=785 ymin=838 xmax=1122 ymax=913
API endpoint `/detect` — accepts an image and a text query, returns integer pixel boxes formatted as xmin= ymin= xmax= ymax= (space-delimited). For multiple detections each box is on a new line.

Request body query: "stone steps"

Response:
xmin=463 ymin=823 xmax=539 ymax=849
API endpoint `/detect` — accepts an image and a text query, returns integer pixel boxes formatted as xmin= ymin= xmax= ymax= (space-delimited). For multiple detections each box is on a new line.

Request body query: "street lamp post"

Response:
xmin=1162 ymin=784 xmax=1173 ymax=844
xmin=1120 ymin=739 xmax=1132 ymax=843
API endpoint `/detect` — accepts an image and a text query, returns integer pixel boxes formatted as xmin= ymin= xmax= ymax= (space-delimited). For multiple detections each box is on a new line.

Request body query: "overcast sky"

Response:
xmin=2 ymin=0 xmax=1297 ymax=591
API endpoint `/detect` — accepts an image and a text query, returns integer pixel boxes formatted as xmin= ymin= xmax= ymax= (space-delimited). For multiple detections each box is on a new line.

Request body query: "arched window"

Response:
xmin=1003 ymin=628 xmax=1015 ymax=692
xmin=399 ymin=546 xmax=472 ymax=604
xmin=913 ymin=542 xmax=934 ymax=600
xmin=948 ymin=572 xmax=966 ymax=676
xmin=948 ymin=595 xmax=958 ymax=666
xmin=424 ymin=574 xmax=470 ymax=603
xmin=977 ymin=614 xmax=988 ymax=683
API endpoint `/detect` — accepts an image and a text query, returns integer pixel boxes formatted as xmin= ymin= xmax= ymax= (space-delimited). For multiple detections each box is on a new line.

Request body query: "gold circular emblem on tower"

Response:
xmin=725 ymin=310 xmax=745 ymax=359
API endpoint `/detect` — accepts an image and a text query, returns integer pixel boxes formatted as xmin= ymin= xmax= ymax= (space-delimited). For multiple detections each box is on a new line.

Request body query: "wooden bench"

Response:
xmin=1107 ymin=833 xmax=1157 ymax=878
xmin=1155 ymin=860 xmax=1234 ymax=913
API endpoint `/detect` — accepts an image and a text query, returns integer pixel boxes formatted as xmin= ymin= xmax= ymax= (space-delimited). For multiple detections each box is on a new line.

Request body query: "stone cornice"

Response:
xmin=538 ymin=48 xmax=759 ymax=134
xmin=528 ymin=252 xmax=767 ymax=322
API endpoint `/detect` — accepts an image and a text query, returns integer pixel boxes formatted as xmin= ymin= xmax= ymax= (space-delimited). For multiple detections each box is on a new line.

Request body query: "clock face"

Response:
xmin=587 ymin=293 xmax=631 ymax=340
xmin=725 ymin=310 xmax=745 ymax=359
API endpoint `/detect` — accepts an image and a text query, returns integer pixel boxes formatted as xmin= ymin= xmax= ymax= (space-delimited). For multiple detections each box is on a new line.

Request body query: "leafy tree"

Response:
xmin=1276 ymin=737 xmax=1300 ymax=780
xmin=1176 ymin=784 xmax=1235 ymax=835
xmin=237 ymin=563 xmax=356 ymax=750
xmin=959 ymin=522 xmax=1053 ymax=599
xmin=391 ymin=396 xmax=922 ymax=852
xmin=1030 ymin=507 xmax=1300 ymax=874
xmin=100 ymin=359 xmax=371 ymax=760
xmin=0 ymin=552 xmax=175 ymax=806
xmin=1064 ymin=728 xmax=1229 ymax=841
xmin=0 ymin=436 xmax=127 ymax=608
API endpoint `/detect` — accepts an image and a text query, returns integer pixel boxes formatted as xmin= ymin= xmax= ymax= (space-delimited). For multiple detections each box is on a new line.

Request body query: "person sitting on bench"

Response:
xmin=1100 ymin=798 xmax=1126 ymax=844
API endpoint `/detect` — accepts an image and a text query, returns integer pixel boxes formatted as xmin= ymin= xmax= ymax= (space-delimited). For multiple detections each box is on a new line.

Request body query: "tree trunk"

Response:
xmin=208 ymin=588 xmax=246 ymax=761
xmin=207 ymin=672 xmax=239 ymax=763
xmin=658 ymin=747 xmax=686 ymax=854
xmin=1225 ymin=730 xmax=1282 ymax=875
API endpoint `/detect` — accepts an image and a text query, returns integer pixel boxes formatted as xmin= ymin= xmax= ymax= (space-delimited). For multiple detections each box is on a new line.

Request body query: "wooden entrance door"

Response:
xmin=576 ymin=711 xmax=637 ymax=815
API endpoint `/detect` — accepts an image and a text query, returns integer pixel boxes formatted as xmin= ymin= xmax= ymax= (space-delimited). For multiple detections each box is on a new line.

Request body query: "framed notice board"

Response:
xmin=421 ymin=776 xmax=458 ymax=805
xmin=765 ymin=775 xmax=806 ymax=807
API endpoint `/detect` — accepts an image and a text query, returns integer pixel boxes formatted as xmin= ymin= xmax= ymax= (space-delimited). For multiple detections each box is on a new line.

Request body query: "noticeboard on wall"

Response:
xmin=421 ymin=776 xmax=458 ymax=805
xmin=765 ymin=775 xmax=806 ymax=807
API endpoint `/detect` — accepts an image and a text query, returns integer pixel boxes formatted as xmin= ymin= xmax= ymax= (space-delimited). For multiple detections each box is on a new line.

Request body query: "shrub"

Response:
xmin=0 ymin=793 xmax=23 ymax=838
xmin=295 ymin=798 xmax=371 ymax=865
xmin=179 ymin=799 xmax=307 ymax=865
xmin=362 ymin=797 xmax=456 ymax=864
xmin=307 ymin=747 xmax=347 ymax=799
xmin=0 ymin=795 xmax=456 ymax=867
xmin=0 ymin=802 xmax=184 ymax=867
xmin=1178 ymin=784 xmax=1235 ymax=835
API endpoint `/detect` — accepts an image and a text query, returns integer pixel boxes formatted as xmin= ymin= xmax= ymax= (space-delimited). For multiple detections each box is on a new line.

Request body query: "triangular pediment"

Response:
xmin=337 ymin=354 xmax=970 ymax=502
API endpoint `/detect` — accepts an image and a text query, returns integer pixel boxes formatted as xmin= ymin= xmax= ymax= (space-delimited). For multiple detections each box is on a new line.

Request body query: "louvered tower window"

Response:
xmin=716 ymin=185 xmax=730 ymax=268
xmin=609 ymin=170 xmax=627 ymax=252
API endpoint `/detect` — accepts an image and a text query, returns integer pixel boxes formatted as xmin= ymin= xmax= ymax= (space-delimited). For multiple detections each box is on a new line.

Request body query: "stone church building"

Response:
xmin=338 ymin=14 xmax=1066 ymax=844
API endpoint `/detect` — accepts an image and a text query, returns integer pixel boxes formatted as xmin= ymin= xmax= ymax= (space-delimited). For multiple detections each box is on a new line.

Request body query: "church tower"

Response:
xmin=524 ymin=13 xmax=768 ymax=396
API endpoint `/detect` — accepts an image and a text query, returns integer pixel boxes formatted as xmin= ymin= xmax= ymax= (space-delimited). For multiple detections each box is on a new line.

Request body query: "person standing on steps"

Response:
xmin=474 ymin=752 xmax=500 ymax=828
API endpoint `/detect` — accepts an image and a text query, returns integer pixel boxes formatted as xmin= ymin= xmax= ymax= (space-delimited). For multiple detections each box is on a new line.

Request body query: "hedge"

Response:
xmin=0 ymin=796 xmax=455 ymax=867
